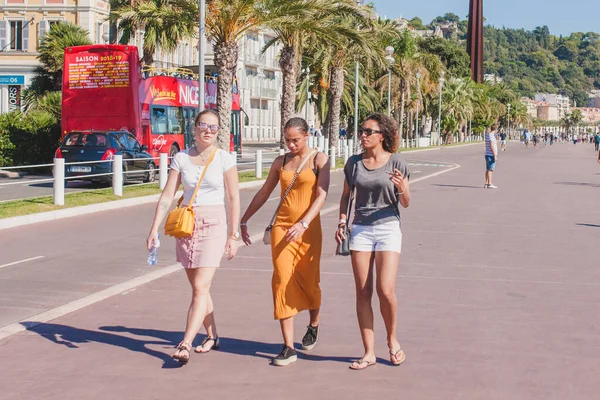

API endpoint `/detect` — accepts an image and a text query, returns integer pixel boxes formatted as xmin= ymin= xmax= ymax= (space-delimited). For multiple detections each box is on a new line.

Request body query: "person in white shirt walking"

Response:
xmin=484 ymin=124 xmax=499 ymax=189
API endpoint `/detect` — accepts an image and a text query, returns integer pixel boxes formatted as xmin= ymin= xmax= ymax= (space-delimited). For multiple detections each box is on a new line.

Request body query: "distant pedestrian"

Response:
xmin=484 ymin=123 xmax=499 ymax=189
xmin=147 ymin=109 xmax=241 ymax=364
xmin=524 ymin=130 xmax=531 ymax=149
xmin=573 ymin=134 xmax=578 ymax=145
xmin=594 ymin=133 xmax=600 ymax=152
xmin=240 ymin=117 xmax=330 ymax=366
xmin=499 ymin=131 xmax=507 ymax=151
xmin=335 ymin=113 xmax=411 ymax=370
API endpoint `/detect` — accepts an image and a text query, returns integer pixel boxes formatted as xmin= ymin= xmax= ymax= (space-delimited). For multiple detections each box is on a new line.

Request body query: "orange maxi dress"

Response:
xmin=270 ymin=155 xmax=322 ymax=320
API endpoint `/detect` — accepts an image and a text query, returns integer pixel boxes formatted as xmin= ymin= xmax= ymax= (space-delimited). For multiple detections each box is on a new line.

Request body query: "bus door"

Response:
xmin=183 ymin=107 xmax=197 ymax=149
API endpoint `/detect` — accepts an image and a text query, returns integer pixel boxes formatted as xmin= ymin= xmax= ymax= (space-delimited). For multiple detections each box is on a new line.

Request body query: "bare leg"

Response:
xmin=374 ymin=251 xmax=401 ymax=352
xmin=196 ymin=293 xmax=218 ymax=352
xmin=308 ymin=308 xmax=320 ymax=327
xmin=351 ymin=251 xmax=376 ymax=363
xmin=280 ymin=317 xmax=294 ymax=348
xmin=173 ymin=267 xmax=217 ymax=360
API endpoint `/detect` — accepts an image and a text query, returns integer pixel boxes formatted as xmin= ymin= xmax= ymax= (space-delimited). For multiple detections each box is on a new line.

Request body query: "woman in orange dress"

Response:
xmin=240 ymin=117 xmax=330 ymax=366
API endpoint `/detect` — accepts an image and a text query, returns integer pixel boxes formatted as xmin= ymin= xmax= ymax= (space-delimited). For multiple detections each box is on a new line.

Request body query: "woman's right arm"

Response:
xmin=147 ymin=169 xmax=181 ymax=249
xmin=240 ymin=157 xmax=282 ymax=245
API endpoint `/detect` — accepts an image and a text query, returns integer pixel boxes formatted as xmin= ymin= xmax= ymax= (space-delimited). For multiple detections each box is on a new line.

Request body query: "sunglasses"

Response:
xmin=196 ymin=122 xmax=220 ymax=132
xmin=358 ymin=128 xmax=384 ymax=136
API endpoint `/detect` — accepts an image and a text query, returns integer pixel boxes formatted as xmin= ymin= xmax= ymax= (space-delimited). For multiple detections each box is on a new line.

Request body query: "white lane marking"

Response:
xmin=0 ymin=256 xmax=45 ymax=270
xmin=0 ymin=163 xmax=460 ymax=341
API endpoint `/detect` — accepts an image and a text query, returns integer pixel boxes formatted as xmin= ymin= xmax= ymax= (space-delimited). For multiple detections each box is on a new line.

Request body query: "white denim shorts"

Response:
xmin=350 ymin=220 xmax=402 ymax=253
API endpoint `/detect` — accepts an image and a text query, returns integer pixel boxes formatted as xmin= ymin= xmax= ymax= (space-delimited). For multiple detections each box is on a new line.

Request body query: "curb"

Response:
xmin=0 ymin=179 xmax=270 ymax=231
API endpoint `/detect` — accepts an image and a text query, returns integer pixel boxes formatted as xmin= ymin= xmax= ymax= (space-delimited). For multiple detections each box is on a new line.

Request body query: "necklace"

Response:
xmin=195 ymin=145 xmax=213 ymax=163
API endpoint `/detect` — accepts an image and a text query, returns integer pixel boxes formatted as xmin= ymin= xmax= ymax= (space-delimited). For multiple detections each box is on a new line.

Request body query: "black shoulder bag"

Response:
xmin=336 ymin=161 xmax=357 ymax=256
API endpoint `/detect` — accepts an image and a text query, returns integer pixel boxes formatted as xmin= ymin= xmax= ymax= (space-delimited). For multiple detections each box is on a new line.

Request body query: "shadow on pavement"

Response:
xmin=100 ymin=325 xmax=355 ymax=365
xmin=432 ymin=184 xmax=482 ymax=189
xmin=576 ymin=223 xmax=600 ymax=228
xmin=555 ymin=181 xmax=600 ymax=188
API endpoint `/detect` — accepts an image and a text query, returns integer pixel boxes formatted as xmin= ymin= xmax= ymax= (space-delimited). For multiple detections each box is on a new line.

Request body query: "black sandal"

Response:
xmin=172 ymin=341 xmax=192 ymax=364
xmin=194 ymin=336 xmax=220 ymax=353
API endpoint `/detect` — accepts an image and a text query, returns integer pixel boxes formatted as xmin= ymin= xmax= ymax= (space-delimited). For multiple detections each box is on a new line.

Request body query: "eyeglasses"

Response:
xmin=196 ymin=122 xmax=220 ymax=132
xmin=358 ymin=128 xmax=384 ymax=136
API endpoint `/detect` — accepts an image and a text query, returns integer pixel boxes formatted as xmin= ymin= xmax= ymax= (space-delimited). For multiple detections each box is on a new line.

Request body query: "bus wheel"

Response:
xmin=169 ymin=145 xmax=179 ymax=161
xmin=144 ymin=162 xmax=156 ymax=183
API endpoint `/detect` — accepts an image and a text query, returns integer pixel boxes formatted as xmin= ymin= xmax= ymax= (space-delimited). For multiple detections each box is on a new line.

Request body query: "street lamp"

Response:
xmin=437 ymin=70 xmax=445 ymax=147
xmin=257 ymin=67 xmax=265 ymax=142
xmin=102 ymin=32 xmax=109 ymax=44
xmin=304 ymin=67 xmax=310 ymax=123
xmin=415 ymin=71 xmax=421 ymax=147
xmin=198 ymin=0 xmax=206 ymax=112
xmin=507 ymin=103 xmax=511 ymax=139
xmin=385 ymin=46 xmax=394 ymax=117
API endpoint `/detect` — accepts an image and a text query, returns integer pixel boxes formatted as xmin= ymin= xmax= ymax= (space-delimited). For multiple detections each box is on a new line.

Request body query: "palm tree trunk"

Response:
xmin=214 ymin=40 xmax=239 ymax=150
xmin=399 ymin=90 xmax=405 ymax=148
xmin=323 ymin=65 xmax=344 ymax=152
xmin=279 ymin=45 xmax=297 ymax=149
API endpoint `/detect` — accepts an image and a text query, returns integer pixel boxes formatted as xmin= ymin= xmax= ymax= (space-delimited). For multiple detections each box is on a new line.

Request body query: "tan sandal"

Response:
xmin=172 ymin=341 xmax=192 ymax=364
xmin=389 ymin=348 xmax=406 ymax=366
xmin=194 ymin=336 xmax=220 ymax=353
xmin=349 ymin=359 xmax=377 ymax=370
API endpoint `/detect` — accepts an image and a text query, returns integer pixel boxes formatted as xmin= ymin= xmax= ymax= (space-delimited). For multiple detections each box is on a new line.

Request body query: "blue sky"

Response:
xmin=371 ymin=0 xmax=599 ymax=36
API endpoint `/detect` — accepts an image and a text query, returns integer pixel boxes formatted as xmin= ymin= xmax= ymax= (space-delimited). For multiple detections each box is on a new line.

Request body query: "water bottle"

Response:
xmin=147 ymin=235 xmax=160 ymax=266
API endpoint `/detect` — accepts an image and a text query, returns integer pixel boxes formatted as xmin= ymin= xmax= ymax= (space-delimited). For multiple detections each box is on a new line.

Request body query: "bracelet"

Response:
xmin=240 ymin=222 xmax=247 ymax=226
xmin=398 ymin=189 xmax=406 ymax=195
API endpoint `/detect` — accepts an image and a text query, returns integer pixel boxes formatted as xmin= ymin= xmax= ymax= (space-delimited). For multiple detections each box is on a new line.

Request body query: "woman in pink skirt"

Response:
xmin=147 ymin=109 xmax=240 ymax=364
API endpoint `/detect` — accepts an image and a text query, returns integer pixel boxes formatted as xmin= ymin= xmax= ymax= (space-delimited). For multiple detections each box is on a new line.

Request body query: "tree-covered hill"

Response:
xmin=418 ymin=14 xmax=600 ymax=106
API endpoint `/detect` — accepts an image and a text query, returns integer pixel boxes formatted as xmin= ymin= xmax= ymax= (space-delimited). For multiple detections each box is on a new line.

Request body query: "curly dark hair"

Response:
xmin=364 ymin=113 xmax=399 ymax=153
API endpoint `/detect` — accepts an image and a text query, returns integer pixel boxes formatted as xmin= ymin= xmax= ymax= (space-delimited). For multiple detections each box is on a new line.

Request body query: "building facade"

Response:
xmin=534 ymin=93 xmax=570 ymax=118
xmin=537 ymin=104 xmax=560 ymax=121
xmin=574 ymin=107 xmax=600 ymax=124
xmin=0 ymin=0 xmax=110 ymax=113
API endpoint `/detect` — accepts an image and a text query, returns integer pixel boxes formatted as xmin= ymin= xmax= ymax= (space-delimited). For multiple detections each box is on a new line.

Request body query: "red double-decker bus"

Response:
xmin=61 ymin=44 xmax=242 ymax=159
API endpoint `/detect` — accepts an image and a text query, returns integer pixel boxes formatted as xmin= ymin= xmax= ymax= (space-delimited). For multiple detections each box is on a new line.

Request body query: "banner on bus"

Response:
xmin=141 ymin=77 xmax=241 ymax=110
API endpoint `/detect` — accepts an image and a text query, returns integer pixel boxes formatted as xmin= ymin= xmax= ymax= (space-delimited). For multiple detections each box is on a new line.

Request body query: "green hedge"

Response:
xmin=0 ymin=110 xmax=61 ymax=167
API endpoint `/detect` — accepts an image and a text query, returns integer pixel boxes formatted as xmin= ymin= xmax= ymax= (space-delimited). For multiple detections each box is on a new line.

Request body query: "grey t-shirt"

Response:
xmin=344 ymin=153 xmax=410 ymax=226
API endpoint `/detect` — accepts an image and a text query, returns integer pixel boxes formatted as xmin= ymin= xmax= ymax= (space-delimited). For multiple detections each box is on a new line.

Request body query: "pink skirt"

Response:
xmin=175 ymin=205 xmax=228 ymax=268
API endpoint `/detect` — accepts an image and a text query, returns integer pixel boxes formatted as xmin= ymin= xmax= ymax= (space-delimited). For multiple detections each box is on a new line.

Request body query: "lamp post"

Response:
xmin=437 ymin=71 xmax=445 ymax=147
xmin=257 ymin=67 xmax=265 ymax=142
xmin=102 ymin=32 xmax=109 ymax=45
xmin=385 ymin=46 xmax=394 ymax=117
xmin=198 ymin=0 xmax=206 ymax=112
xmin=415 ymin=71 xmax=421 ymax=147
xmin=304 ymin=67 xmax=310 ymax=122
xmin=507 ymin=103 xmax=511 ymax=139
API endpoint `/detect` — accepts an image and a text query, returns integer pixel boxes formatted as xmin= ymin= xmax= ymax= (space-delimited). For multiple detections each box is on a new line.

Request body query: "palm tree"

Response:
xmin=441 ymin=77 xmax=474 ymax=142
xmin=265 ymin=0 xmax=366 ymax=148
xmin=111 ymin=0 xmax=198 ymax=65
xmin=23 ymin=22 xmax=91 ymax=111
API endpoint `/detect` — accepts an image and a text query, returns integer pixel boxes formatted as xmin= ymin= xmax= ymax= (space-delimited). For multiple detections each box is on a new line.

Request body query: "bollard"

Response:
xmin=329 ymin=146 xmax=336 ymax=169
xmin=344 ymin=145 xmax=349 ymax=163
xmin=53 ymin=158 xmax=65 ymax=206
xmin=279 ymin=148 xmax=285 ymax=156
xmin=255 ymin=150 xmax=263 ymax=179
xmin=318 ymin=136 xmax=325 ymax=150
xmin=230 ymin=151 xmax=237 ymax=165
xmin=159 ymin=153 xmax=168 ymax=190
xmin=324 ymin=140 xmax=329 ymax=155
xmin=308 ymin=136 xmax=314 ymax=148
xmin=348 ymin=139 xmax=354 ymax=155
xmin=113 ymin=154 xmax=123 ymax=196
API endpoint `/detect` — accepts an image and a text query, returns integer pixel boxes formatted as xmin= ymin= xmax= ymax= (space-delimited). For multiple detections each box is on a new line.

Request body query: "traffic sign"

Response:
xmin=0 ymin=75 xmax=25 ymax=85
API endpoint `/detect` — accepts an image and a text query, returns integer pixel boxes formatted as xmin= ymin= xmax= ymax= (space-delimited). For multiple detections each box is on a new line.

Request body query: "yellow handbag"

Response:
xmin=164 ymin=147 xmax=218 ymax=238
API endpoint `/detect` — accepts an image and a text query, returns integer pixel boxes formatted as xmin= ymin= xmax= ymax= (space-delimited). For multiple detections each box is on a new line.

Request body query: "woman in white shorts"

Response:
xmin=147 ymin=109 xmax=240 ymax=364
xmin=335 ymin=113 xmax=411 ymax=370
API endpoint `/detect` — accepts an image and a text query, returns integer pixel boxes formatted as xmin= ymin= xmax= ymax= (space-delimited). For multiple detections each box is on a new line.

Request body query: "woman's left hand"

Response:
xmin=285 ymin=222 xmax=307 ymax=242
xmin=389 ymin=168 xmax=407 ymax=193
xmin=225 ymin=238 xmax=238 ymax=260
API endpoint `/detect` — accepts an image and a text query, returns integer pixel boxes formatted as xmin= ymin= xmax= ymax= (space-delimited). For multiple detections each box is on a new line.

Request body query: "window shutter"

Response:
xmin=38 ymin=20 xmax=48 ymax=45
xmin=0 ymin=21 xmax=6 ymax=50
xmin=22 ymin=21 xmax=29 ymax=51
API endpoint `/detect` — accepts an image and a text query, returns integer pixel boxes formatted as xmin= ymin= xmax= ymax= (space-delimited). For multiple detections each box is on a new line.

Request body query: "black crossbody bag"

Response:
xmin=336 ymin=161 xmax=357 ymax=256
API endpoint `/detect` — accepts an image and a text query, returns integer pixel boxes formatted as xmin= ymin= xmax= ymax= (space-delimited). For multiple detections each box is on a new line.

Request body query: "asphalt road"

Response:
xmin=2 ymin=141 xmax=599 ymax=399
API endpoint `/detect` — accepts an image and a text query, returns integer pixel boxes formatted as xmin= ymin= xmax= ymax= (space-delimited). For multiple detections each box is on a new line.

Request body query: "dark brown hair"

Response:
xmin=491 ymin=123 xmax=499 ymax=131
xmin=364 ymin=113 xmax=399 ymax=153
xmin=284 ymin=117 xmax=309 ymax=134
xmin=194 ymin=109 xmax=220 ymax=126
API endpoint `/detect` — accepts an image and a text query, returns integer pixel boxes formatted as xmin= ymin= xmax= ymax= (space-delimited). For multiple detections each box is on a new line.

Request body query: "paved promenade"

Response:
xmin=0 ymin=142 xmax=599 ymax=399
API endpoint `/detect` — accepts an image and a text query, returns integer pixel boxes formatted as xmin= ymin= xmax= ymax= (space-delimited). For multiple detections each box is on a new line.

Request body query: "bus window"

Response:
xmin=167 ymin=107 xmax=183 ymax=134
xmin=151 ymin=107 xmax=168 ymax=134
